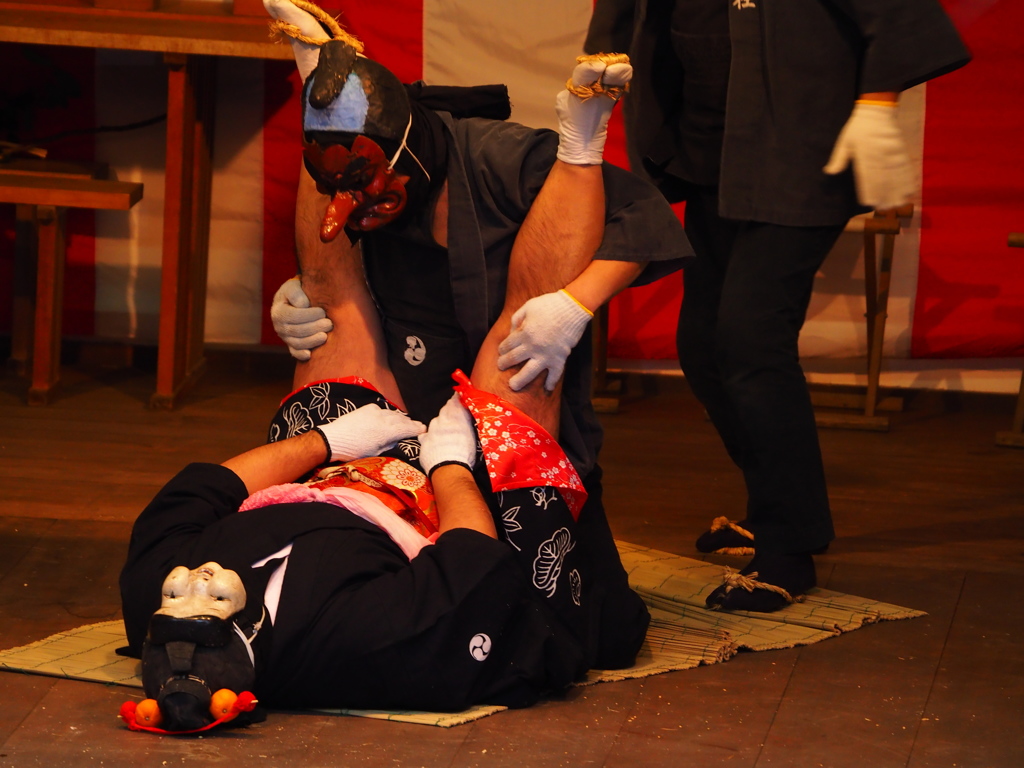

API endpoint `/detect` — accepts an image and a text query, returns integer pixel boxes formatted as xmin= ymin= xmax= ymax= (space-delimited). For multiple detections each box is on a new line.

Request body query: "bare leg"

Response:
xmin=471 ymin=56 xmax=629 ymax=436
xmin=471 ymin=160 xmax=604 ymax=436
xmin=292 ymin=166 xmax=406 ymax=409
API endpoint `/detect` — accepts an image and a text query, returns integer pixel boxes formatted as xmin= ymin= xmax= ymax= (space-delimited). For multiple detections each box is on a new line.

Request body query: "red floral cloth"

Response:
xmin=452 ymin=371 xmax=587 ymax=519
xmin=307 ymin=457 xmax=440 ymax=540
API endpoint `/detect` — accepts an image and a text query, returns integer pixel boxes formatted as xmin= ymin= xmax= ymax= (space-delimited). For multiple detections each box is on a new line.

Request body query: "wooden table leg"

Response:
xmin=591 ymin=305 xmax=621 ymax=414
xmin=9 ymin=204 xmax=38 ymax=377
xmin=995 ymin=370 xmax=1024 ymax=447
xmin=28 ymin=205 xmax=66 ymax=405
xmin=864 ymin=225 xmax=896 ymax=421
xmin=996 ymin=232 xmax=1024 ymax=447
xmin=152 ymin=53 xmax=213 ymax=409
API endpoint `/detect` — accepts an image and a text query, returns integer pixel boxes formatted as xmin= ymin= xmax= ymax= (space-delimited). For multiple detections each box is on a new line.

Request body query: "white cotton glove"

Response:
xmin=271 ymin=277 xmax=333 ymax=361
xmin=496 ymin=289 xmax=593 ymax=392
xmin=556 ymin=57 xmax=632 ymax=165
xmin=263 ymin=0 xmax=329 ymax=83
xmin=823 ymin=102 xmax=916 ymax=210
xmin=417 ymin=395 xmax=478 ymax=477
xmin=315 ymin=404 xmax=426 ymax=463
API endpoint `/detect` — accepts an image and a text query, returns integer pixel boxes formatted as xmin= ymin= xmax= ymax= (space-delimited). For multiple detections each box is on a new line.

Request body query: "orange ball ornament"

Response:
xmin=135 ymin=699 xmax=163 ymax=727
xmin=209 ymin=689 xmax=239 ymax=721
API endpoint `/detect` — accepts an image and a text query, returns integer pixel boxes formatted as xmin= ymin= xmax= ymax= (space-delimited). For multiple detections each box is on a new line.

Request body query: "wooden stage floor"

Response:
xmin=1 ymin=349 xmax=1021 ymax=767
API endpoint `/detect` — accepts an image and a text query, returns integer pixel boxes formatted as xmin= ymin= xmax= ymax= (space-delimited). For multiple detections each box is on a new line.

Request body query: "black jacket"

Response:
xmin=587 ymin=0 xmax=970 ymax=226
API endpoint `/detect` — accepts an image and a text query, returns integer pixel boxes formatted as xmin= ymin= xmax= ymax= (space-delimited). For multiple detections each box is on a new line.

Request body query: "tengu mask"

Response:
xmin=301 ymin=39 xmax=441 ymax=239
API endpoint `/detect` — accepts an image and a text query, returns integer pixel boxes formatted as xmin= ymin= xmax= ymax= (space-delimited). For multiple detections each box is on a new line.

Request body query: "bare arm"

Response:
xmin=564 ymin=258 xmax=646 ymax=313
xmin=431 ymin=464 xmax=498 ymax=539
xmin=221 ymin=430 xmax=328 ymax=495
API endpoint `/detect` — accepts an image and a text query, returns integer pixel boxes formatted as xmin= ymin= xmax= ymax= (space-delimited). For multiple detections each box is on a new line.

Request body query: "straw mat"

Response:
xmin=0 ymin=543 xmax=923 ymax=727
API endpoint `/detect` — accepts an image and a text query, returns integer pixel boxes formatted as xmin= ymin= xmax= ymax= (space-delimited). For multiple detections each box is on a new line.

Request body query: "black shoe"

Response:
xmin=705 ymin=551 xmax=817 ymax=613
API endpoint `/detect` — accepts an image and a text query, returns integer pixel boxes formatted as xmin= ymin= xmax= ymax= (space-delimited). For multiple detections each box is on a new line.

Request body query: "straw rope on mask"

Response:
xmin=264 ymin=0 xmax=433 ymax=239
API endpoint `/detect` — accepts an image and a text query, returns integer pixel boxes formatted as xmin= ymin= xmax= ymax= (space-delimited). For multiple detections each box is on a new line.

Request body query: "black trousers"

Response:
xmin=677 ymin=188 xmax=843 ymax=554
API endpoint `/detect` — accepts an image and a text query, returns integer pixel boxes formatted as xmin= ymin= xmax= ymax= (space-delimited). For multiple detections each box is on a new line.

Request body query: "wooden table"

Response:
xmin=0 ymin=170 xmax=144 ymax=404
xmin=0 ymin=2 xmax=292 ymax=407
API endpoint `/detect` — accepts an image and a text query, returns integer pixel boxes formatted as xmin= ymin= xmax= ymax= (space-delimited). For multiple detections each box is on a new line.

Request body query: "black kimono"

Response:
xmin=122 ymin=462 xmax=603 ymax=712
xmin=121 ymin=379 xmax=650 ymax=713
xmin=586 ymin=0 xmax=969 ymax=555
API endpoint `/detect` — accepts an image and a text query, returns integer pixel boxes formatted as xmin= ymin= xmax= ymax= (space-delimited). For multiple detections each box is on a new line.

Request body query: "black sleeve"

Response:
xmin=458 ymin=118 xmax=692 ymax=277
xmin=275 ymin=528 xmax=588 ymax=711
xmin=597 ymin=162 xmax=693 ymax=283
xmin=585 ymin=0 xmax=637 ymax=54
xmin=823 ymin=0 xmax=971 ymax=91
xmin=119 ymin=463 xmax=248 ymax=655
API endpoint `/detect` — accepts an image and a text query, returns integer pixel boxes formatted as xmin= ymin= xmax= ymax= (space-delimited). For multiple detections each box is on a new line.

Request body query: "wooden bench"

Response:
xmin=1 ymin=158 xmax=108 ymax=377
xmin=996 ymin=232 xmax=1024 ymax=448
xmin=591 ymin=205 xmax=915 ymax=425
xmin=0 ymin=170 xmax=143 ymax=404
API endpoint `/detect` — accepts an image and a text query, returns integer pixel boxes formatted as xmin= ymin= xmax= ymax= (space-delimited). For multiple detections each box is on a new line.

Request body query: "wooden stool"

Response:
xmin=812 ymin=204 xmax=915 ymax=432
xmin=0 ymin=170 xmax=143 ymax=404
xmin=996 ymin=232 xmax=1024 ymax=448
xmin=1 ymin=158 xmax=109 ymax=376
xmin=590 ymin=206 xmax=915 ymax=422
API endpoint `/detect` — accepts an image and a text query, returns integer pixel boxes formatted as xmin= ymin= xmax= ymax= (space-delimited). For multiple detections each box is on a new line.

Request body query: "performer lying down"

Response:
xmin=117 ymin=57 xmax=650 ymax=734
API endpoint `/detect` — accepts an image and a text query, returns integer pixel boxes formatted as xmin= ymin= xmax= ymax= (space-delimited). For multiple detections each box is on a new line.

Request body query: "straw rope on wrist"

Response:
xmin=565 ymin=53 xmax=631 ymax=101
xmin=720 ymin=570 xmax=802 ymax=604
xmin=269 ymin=0 xmax=365 ymax=53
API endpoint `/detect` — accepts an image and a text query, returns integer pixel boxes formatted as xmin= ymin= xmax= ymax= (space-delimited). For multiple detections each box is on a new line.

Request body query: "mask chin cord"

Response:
xmin=232 ymin=606 xmax=265 ymax=669
xmin=388 ymin=113 xmax=430 ymax=182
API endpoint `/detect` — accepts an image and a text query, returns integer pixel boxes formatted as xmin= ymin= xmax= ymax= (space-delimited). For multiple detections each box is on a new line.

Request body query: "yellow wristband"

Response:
xmin=856 ymin=99 xmax=898 ymax=108
xmin=560 ymin=289 xmax=594 ymax=317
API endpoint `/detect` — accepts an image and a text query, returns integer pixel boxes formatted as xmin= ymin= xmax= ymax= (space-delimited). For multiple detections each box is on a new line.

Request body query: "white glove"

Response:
xmin=556 ymin=58 xmax=632 ymax=165
xmin=315 ymin=404 xmax=426 ymax=463
xmin=418 ymin=395 xmax=478 ymax=477
xmin=497 ymin=289 xmax=593 ymax=392
xmin=824 ymin=102 xmax=915 ymax=210
xmin=271 ymin=277 xmax=334 ymax=361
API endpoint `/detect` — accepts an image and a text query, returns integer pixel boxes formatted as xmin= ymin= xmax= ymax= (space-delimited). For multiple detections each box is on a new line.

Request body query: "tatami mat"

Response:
xmin=0 ymin=543 xmax=923 ymax=727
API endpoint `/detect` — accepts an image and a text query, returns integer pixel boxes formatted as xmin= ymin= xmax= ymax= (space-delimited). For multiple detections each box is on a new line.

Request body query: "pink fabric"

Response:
xmin=240 ymin=483 xmax=434 ymax=560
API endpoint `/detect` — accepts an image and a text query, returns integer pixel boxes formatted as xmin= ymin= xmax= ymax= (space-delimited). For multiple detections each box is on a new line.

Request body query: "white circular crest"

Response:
xmin=468 ymin=633 xmax=492 ymax=662
xmin=404 ymin=335 xmax=426 ymax=366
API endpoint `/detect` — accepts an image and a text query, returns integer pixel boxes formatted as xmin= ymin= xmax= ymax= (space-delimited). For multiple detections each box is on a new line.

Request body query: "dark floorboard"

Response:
xmin=1 ymin=351 xmax=1022 ymax=767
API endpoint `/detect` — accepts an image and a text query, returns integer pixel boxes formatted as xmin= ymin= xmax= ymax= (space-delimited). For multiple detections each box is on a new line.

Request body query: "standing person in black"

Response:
xmin=585 ymin=0 xmax=970 ymax=611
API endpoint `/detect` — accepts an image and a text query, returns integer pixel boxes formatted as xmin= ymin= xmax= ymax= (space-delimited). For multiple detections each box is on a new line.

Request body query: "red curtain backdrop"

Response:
xmin=914 ymin=0 xmax=1024 ymax=357
xmin=3 ymin=2 xmax=1020 ymax=365
xmin=603 ymin=108 xmax=686 ymax=360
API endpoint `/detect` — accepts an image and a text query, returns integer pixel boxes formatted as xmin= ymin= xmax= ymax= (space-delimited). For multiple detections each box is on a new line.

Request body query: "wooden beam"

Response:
xmin=0 ymin=3 xmax=293 ymax=60
xmin=0 ymin=175 xmax=143 ymax=210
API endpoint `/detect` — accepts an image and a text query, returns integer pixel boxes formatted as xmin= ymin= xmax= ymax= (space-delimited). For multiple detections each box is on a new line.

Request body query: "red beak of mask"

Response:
xmin=303 ymin=134 xmax=409 ymax=241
